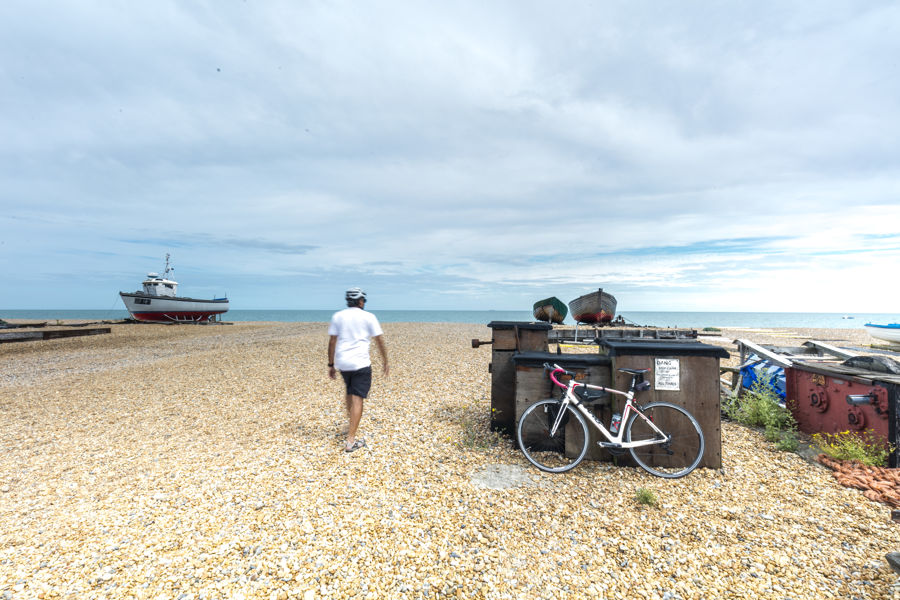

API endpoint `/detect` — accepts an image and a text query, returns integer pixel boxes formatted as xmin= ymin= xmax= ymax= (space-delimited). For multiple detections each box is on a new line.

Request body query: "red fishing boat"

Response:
xmin=568 ymin=288 xmax=617 ymax=324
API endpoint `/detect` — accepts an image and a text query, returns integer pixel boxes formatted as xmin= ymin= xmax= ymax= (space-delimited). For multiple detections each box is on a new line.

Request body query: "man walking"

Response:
xmin=328 ymin=287 xmax=389 ymax=452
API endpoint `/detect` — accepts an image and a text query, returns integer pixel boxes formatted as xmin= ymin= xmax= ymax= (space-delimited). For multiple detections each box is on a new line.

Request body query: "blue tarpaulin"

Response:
xmin=740 ymin=353 xmax=786 ymax=401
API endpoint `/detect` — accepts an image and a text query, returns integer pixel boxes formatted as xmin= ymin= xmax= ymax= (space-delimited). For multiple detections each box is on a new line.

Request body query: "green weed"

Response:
xmin=635 ymin=487 xmax=658 ymax=507
xmin=774 ymin=430 xmax=799 ymax=452
xmin=723 ymin=372 xmax=797 ymax=453
xmin=724 ymin=372 xmax=795 ymax=431
xmin=812 ymin=430 xmax=892 ymax=467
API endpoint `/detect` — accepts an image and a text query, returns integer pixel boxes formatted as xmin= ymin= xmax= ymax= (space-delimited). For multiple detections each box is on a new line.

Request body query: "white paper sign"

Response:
xmin=654 ymin=358 xmax=680 ymax=391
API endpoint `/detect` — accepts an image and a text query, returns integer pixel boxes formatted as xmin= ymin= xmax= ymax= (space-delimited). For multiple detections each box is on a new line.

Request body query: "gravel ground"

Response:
xmin=2 ymin=321 xmax=900 ymax=599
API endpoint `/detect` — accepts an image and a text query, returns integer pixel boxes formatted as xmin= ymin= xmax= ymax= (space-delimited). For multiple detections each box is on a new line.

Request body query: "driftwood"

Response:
xmin=0 ymin=327 xmax=111 ymax=344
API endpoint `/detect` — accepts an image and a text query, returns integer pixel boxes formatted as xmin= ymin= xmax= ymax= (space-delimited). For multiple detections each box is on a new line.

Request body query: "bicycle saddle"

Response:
xmin=617 ymin=368 xmax=650 ymax=375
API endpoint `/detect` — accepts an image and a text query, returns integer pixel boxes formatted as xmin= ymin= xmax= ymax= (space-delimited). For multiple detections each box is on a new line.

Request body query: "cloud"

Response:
xmin=1 ymin=1 xmax=899 ymax=313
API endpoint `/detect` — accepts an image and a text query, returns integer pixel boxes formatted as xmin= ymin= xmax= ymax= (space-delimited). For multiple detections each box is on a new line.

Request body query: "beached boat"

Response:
xmin=864 ymin=323 xmax=900 ymax=344
xmin=568 ymin=288 xmax=617 ymax=324
xmin=119 ymin=255 xmax=229 ymax=323
xmin=532 ymin=296 xmax=568 ymax=324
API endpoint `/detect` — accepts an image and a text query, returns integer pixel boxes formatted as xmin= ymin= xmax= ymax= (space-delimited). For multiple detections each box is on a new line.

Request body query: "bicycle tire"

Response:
xmin=516 ymin=399 xmax=589 ymax=473
xmin=625 ymin=402 xmax=704 ymax=478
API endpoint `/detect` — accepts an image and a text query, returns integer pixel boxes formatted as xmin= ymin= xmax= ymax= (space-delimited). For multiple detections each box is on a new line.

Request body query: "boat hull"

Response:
xmin=865 ymin=323 xmax=900 ymax=344
xmin=569 ymin=289 xmax=617 ymax=324
xmin=533 ymin=296 xmax=568 ymax=324
xmin=120 ymin=292 xmax=229 ymax=323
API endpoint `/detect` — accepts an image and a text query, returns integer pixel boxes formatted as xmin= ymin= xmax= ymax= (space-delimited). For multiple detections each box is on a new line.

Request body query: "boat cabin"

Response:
xmin=141 ymin=273 xmax=178 ymax=297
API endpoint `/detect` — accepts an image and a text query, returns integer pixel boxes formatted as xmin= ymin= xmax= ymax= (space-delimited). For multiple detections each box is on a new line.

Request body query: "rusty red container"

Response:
xmin=785 ymin=360 xmax=900 ymax=467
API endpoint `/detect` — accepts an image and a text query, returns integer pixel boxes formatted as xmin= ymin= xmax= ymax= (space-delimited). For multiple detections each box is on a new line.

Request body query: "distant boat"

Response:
xmin=533 ymin=297 xmax=567 ymax=324
xmin=864 ymin=323 xmax=900 ymax=344
xmin=119 ymin=254 xmax=229 ymax=323
xmin=569 ymin=288 xmax=617 ymax=324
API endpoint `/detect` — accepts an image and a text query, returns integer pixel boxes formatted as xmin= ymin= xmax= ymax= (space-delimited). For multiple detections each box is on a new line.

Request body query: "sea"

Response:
xmin=2 ymin=309 xmax=899 ymax=329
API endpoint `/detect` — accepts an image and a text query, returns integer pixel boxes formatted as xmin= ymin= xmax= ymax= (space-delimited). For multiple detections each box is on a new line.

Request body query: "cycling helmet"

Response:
xmin=345 ymin=287 xmax=367 ymax=303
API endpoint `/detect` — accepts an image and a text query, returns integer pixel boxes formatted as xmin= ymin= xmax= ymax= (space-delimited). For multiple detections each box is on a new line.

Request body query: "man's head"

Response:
xmin=345 ymin=287 xmax=367 ymax=307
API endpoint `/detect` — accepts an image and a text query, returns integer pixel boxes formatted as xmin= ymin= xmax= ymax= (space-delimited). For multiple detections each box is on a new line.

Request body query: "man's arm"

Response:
xmin=328 ymin=335 xmax=337 ymax=379
xmin=374 ymin=335 xmax=389 ymax=376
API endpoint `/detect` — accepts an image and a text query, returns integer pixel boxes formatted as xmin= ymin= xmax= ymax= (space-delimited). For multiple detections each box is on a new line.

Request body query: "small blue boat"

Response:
xmin=864 ymin=323 xmax=900 ymax=344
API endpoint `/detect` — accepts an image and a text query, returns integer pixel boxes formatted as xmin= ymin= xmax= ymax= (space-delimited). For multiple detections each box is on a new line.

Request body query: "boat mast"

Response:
xmin=163 ymin=253 xmax=173 ymax=280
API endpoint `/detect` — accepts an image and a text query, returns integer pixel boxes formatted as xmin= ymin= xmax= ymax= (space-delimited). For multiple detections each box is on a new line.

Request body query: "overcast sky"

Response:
xmin=2 ymin=1 xmax=899 ymax=312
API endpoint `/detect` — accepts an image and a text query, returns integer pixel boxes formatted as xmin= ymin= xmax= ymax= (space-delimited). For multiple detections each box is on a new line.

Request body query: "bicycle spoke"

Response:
xmin=626 ymin=403 xmax=704 ymax=478
xmin=517 ymin=400 xmax=588 ymax=473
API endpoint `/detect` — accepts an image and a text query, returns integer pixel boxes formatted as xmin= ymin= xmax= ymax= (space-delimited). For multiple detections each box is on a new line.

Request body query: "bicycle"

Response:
xmin=516 ymin=363 xmax=705 ymax=478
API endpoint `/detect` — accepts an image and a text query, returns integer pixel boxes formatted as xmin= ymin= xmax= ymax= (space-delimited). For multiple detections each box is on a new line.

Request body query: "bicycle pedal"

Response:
xmin=598 ymin=442 xmax=627 ymax=456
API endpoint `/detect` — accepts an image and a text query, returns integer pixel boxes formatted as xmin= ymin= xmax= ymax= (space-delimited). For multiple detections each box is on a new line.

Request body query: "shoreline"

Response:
xmin=4 ymin=320 xmax=895 ymax=376
xmin=2 ymin=322 xmax=899 ymax=598
xmin=3 ymin=308 xmax=896 ymax=330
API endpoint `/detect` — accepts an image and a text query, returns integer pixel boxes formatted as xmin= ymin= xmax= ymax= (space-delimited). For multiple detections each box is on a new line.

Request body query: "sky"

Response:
xmin=2 ymin=1 xmax=899 ymax=313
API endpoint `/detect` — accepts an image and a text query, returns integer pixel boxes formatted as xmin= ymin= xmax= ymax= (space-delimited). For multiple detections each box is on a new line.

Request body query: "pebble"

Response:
xmin=1 ymin=321 xmax=899 ymax=599
xmin=887 ymin=553 xmax=900 ymax=575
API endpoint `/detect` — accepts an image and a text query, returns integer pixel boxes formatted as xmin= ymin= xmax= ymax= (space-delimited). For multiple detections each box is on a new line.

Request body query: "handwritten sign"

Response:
xmin=654 ymin=358 xmax=680 ymax=391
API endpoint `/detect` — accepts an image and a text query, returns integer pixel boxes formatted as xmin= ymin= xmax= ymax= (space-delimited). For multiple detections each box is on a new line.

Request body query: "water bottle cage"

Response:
xmin=610 ymin=413 xmax=622 ymax=433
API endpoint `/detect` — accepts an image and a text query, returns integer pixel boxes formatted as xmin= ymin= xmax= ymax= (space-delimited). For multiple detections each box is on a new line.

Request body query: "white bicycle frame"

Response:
xmin=549 ymin=368 xmax=670 ymax=449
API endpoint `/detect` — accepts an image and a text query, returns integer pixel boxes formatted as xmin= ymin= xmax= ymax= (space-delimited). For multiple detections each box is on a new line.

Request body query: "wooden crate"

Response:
xmin=599 ymin=340 xmax=729 ymax=470
xmin=511 ymin=352 xmax=613 ymax=460
xmin=485 ymin=322 xmax=551 ymax=432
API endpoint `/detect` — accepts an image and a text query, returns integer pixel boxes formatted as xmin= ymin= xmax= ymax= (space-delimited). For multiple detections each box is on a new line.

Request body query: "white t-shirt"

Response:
xmin=328 ymin=307 xmax=384 ymax=372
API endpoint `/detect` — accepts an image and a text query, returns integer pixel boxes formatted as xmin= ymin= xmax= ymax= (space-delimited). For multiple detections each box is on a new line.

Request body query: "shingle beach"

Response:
xmin=2 ymin=321 xmax=899 ymax=599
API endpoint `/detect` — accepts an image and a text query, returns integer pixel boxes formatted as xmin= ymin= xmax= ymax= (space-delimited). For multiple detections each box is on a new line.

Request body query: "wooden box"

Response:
xmin=512 ymin=352 xmax=613 ymax=460
xmin=598 ymin=339 xmax=729 ymax=469
xmin=485 ymin=322 xmax=551 ymax=433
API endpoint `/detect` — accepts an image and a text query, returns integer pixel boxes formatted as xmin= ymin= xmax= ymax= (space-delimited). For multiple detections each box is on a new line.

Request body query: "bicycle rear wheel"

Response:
xmin=517 ymin=399 xmax=589 ymax=473
xmin=626 ymin=402 xmax=704 ymax=478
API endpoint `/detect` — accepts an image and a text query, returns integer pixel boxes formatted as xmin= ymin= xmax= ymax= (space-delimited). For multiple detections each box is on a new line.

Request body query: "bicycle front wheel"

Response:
xmin=626 ymin=402 xmax=704 ymax=478
xmin=517 ymin=399 xmax=589 ymax=473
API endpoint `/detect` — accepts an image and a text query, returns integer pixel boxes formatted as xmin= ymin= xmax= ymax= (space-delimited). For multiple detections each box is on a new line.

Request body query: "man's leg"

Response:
xmin=346 ymin=394 xmax=364 ymax=446
xmin=341 ymin=367 xmax=371 ymax=450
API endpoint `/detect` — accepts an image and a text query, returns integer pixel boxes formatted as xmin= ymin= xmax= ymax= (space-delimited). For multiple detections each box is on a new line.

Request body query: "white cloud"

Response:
xmin=1 ymin=1 xmax=898 ymax=313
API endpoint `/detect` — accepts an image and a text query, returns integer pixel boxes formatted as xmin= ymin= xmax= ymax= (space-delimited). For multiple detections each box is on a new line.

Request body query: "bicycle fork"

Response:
xmin=549 ymin=397 xmax=571 ymax=437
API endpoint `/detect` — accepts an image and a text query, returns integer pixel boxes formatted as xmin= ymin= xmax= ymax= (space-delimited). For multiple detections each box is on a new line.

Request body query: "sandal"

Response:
xmin=344 ymin=439 xmax=367 ymax=453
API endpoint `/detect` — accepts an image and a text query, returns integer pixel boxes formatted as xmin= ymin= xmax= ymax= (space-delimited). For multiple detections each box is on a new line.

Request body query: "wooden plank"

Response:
xmin=518 ymin=329 xmax=550 ymax=352
xmin=789 ymin=361 xmax=900 ymax=386
xmin=719 ymin=366 xmax=742 ymax=391
xmin=492 ymin=328 xmax=549 ymax=352
xmin=43 ymin=328 xmax=111 ymax=340
xmin=0 ymin=327 xmax=111 ymax=344
xmin=0 ymin=331 xmax=43 ymax=343
xmin=802 ymin=340 xmax=858 ymax=359
xmin=490 ymin=350 xmax=518 ymax=433
xmin=870 ymin=343 xmax=900 ymax=352
xmin=549 ymin=328 xmax=697 ymax=343
xmin=733 ymin=338 xmax=794 ymax=368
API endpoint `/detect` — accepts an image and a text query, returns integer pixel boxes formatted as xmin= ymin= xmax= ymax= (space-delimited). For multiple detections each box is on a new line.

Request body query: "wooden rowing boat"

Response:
xmin=568 ymin=288 xmax=617 ymax=324
xmin=532 ymin=297 xmax=568 ymax=324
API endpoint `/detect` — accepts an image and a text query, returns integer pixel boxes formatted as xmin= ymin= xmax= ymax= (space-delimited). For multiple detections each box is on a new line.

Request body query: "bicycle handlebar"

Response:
xmin=543 ymin=362 xmax=574 ymax=389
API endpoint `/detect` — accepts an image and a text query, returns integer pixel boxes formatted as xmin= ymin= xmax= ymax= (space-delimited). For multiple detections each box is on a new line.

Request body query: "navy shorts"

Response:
xmin=341 ymin=366 xmax=372 ymax=398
